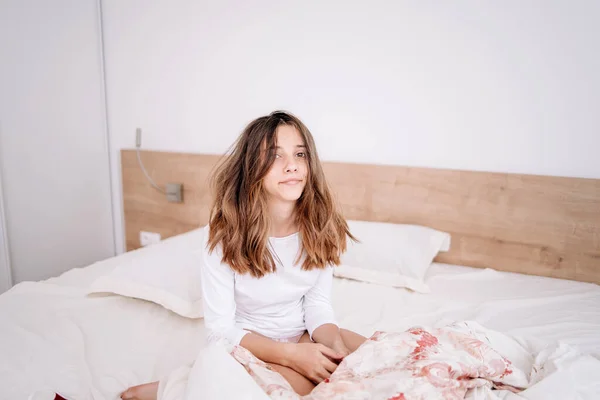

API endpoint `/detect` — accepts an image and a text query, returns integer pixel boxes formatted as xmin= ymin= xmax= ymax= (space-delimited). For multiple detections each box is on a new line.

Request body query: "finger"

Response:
xmin=318 ymin=344 xmax=343 ymax=360
xmin=308 ymin=367 xmax=329 ymax=385
xmin=322 ymin=358 xmax=338 ymax=373
xmin=308 ymin=373 xmax=321 ymax=385
xmin=317 ymin=367 xmax=331 ymax=382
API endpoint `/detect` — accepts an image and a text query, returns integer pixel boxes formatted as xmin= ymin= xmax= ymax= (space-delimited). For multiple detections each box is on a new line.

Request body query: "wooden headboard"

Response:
xmin=121 ymin=149 xmax=600 ymax=285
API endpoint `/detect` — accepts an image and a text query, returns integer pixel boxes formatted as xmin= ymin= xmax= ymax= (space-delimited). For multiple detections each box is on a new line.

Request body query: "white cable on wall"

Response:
xmin=135 ymin=128 xmax=166 ymax=194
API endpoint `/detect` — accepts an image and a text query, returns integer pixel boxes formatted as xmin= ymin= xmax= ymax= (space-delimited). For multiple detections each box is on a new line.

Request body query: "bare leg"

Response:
xmin=245 ymin=331 xmax=317 ymax=395
xmin=267 ymin=362 xmax=315 ymax=395
xmin=120 ymin=381 xmax=158 ymax=400
xmin=266 ymin=330 xmax=367 ymax=395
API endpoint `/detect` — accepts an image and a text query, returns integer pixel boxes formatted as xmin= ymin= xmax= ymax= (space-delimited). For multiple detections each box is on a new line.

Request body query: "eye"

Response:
xmin=274 ymin=153 xmax=282 ymax=159
xmin=296 ymin=152 xmax=306 ymax=158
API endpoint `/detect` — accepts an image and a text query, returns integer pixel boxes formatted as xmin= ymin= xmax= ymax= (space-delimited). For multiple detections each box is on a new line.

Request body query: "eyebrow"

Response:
xmin=274 ymin=145 xmax=306 ymax=149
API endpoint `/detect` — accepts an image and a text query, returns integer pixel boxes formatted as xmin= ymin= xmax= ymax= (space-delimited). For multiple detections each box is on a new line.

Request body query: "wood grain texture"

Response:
xmin=122 ymin=150 xmax=600 ymax=284
xmin=121 ymin=150 xmax=221 ymax=252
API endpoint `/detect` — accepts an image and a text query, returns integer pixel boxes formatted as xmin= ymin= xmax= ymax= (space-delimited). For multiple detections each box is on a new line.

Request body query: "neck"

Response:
xmin=268 ymin=200 xmax=298 ymax=237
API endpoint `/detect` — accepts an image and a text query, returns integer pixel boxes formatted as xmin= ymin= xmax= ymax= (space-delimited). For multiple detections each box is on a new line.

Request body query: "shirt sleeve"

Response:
xmin=303 ymin=266 xmax=338 ymax=339
xmin=200 ymin=242 xmax=249 ymax=346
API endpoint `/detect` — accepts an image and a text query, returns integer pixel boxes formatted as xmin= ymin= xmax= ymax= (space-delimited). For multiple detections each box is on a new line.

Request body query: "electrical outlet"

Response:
xmin=140 ymin=231 xmax=161 ymax=247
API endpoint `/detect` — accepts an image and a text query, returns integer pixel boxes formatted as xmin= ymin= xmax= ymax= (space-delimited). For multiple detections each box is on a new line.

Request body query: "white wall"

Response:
xmin=0 ymin=0 xmax=115 ymax=283
xmin=102 ymin=0 xmax=600 ymax=254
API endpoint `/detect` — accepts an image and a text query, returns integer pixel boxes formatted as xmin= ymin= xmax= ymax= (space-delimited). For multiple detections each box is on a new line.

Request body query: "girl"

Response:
xmin=121 ymin=111 xmax=366 ymax=399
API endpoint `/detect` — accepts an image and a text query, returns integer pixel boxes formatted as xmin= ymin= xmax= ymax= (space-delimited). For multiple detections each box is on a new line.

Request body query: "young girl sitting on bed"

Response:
xmin=121 ymin=111 xmax=366 ymax=400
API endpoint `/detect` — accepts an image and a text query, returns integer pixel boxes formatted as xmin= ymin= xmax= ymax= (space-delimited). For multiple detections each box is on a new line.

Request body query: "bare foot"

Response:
xmin=120 ymin=381 xmax=159 ymax=400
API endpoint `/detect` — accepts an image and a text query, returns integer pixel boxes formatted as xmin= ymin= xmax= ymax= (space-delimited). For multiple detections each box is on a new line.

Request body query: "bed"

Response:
xmin=0 ymin=150 xmax=599 ymax=399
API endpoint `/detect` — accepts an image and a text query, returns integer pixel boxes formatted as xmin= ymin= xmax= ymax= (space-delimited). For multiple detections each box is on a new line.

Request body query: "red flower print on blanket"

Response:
xmin=229 ymin=322 xmax=523 ymax=400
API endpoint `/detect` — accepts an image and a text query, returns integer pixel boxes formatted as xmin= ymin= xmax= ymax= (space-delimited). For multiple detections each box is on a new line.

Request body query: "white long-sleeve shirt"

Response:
xmin=200 ymin=225 xmax=338 ymax=346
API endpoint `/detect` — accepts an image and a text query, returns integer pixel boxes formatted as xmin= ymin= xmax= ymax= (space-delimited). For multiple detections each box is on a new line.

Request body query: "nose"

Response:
xmin=285 ymin=158 xmax=298 ymax=173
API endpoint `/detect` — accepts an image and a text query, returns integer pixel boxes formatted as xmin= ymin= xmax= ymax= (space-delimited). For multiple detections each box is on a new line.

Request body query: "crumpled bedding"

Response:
xmin=158 ymin=321 xmax=600 ymax=400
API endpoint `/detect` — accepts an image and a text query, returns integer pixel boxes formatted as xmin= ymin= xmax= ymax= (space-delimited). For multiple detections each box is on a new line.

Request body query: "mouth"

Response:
xmin=279 ymin=179 xmax=303 ymax=185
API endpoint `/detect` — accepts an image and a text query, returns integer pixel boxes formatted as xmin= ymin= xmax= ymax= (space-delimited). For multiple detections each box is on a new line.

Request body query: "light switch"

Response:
xmin=166 ymin=183 xmax=183 ymax=203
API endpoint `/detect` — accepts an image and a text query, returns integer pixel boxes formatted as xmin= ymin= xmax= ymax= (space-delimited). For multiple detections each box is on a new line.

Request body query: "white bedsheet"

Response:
xmin=0 ymin=250 xmax=599 ymax=399
xmin=335 ymin=263 xmax=600 ymax=357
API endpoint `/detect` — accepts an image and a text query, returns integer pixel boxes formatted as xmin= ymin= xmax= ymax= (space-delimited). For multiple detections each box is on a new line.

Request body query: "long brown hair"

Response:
xmin=207 ymin=110 xmax=355 ymax=278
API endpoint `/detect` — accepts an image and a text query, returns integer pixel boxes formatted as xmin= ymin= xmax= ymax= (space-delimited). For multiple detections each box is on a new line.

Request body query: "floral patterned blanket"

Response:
xmin=230 ymin=322 xmax=527 ymax=400
xmin=158 ymin=321 xmax=600 ymax=400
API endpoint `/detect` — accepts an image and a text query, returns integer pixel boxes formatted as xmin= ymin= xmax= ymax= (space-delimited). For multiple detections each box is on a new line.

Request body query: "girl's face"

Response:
xmin=263 ymin=124 xmax=308 ymax=205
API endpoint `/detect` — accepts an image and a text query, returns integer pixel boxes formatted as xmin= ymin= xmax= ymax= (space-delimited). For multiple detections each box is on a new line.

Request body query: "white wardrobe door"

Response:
xmin=0 ymin=0 xmax=115 ymax=284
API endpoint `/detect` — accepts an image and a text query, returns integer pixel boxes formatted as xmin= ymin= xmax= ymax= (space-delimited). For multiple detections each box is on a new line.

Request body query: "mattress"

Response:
xmin=0 ymin=236 xmax=599 ymax=399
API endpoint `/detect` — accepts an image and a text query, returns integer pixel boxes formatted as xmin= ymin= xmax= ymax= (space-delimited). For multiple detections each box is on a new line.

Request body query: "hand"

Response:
xmin=286 ymin=343 xmax=344 ymax=384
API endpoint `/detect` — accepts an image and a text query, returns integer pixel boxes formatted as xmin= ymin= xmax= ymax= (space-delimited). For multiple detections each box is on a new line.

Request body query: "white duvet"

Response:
xmin=0 ymin=278 xmax=203 ymax=399
xmin=1 ymin=253 xmax=599 ymax=399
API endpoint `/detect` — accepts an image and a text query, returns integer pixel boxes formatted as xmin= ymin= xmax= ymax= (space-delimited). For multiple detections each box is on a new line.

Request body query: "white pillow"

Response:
xmin=87 ymin=227 xmax=205 ymax=318
xmin=336 ymin=220 xmax=451 ymax=293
